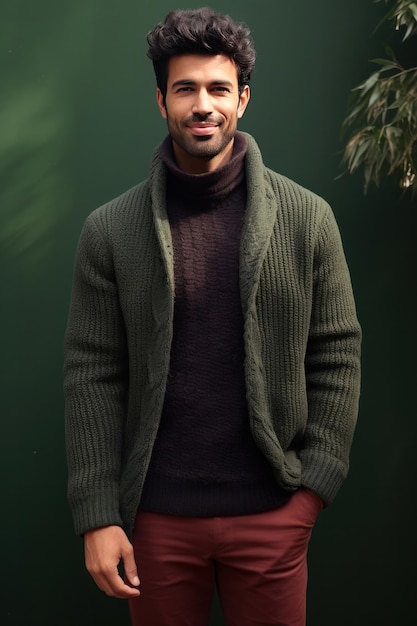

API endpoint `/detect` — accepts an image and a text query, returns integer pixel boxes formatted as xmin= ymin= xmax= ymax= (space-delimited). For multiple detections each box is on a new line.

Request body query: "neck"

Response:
xmin=160 ymin=132 xmax=248 ymax=201
xmin=172 ymin=138 xmax=235 ymax=174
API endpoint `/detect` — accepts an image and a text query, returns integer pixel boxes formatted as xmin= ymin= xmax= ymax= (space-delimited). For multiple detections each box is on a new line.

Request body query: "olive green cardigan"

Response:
xmin=64 ymin=132 xmax=361 ymax=537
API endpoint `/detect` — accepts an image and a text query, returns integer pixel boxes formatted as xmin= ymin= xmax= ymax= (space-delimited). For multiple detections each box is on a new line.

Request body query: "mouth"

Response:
xmin=187 ymin=122 xmax=219 ymax=136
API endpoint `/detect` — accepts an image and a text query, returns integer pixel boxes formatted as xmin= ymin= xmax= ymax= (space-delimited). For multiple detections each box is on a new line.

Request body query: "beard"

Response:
xmin=166 ymin=113 xmax=237 ymax=161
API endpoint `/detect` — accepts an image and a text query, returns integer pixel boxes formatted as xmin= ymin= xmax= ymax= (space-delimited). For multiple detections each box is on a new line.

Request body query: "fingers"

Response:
xmin=91 ymin=564 xmax=140 ymax=599
xmin=84 ymin=525 xmax=141 ymax=599
xmin=99 ymin=569 xmax=140 ymax=599
xmin=122 ymin=544 xmax=140 ymax=589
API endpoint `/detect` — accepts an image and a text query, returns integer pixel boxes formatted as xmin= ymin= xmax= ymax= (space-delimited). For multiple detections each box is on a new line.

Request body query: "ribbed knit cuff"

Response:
xmin=299 ymin=449 xmax=348 ymax=506
xmin=69 ymin=487 xmax=123 ymax=536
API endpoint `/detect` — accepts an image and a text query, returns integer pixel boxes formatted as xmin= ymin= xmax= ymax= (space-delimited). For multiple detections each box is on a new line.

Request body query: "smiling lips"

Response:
xmin=187 ymin=122 xmax=219 ymax=136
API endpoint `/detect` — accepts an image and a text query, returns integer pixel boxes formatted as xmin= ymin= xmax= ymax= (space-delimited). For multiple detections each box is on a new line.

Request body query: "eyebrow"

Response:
xmin=170 ymin=79 xmax=235 ymax=89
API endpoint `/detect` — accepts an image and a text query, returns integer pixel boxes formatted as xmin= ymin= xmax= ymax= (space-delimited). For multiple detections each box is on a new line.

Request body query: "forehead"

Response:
xmin=166 ymin=54 xmax=239 ymax=86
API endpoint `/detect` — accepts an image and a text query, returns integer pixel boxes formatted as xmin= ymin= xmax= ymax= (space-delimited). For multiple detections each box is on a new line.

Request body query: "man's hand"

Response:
xmin=84 ymin=525 xmax=140 ymax=599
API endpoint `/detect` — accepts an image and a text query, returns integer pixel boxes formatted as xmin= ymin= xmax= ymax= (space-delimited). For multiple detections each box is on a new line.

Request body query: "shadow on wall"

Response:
xmin=0 ymin=2 xmax=103 ymax=272
xmin=0 ymin=82 xmax=71 ymax=267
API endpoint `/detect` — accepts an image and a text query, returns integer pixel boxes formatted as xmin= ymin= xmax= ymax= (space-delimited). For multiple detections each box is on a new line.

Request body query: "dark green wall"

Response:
xmin=1 ymin=1 xmax=415 ymax=624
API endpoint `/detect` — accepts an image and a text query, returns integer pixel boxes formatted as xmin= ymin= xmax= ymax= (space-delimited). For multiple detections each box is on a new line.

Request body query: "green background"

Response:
xmin=1 ymin=1 xmax=415 ymax=624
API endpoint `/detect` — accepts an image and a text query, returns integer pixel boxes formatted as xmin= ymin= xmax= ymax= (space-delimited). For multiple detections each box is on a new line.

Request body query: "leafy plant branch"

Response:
xmin=340 ymin=0 xmax=417 ymax=195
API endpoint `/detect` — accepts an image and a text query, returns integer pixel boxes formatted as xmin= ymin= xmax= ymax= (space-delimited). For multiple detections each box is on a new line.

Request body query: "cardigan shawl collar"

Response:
xmin=148 ymin=131 xmax=278 ymax=320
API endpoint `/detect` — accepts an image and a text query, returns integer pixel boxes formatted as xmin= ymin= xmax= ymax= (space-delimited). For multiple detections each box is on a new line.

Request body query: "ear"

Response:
xmin=156 ymin=88 xmax=167 ymax=119
xmin=237 ymin=85 xmax=250 ymax=119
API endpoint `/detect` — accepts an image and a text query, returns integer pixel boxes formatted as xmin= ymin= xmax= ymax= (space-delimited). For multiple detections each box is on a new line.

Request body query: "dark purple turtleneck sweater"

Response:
xmin=139 ymin=132 xmax=289 ymax=516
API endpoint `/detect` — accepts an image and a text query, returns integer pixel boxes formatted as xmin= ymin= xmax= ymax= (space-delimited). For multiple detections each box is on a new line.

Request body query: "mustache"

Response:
xmin=183 ymin=114 xmax=222 ymax=125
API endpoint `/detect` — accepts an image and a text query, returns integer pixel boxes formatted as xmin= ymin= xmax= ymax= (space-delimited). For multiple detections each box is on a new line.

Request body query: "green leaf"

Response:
xmin=385 ymin=125 xmax=403 ymax=158
xmin=408 ymin=2 xmax=417 ymax=22
xmin=350 ymin=138 xmax=372 ymax=171
xmin=357 ymin=72 xmax=379 ymax=93
xmin=371 ymin=57 xmax=400 ymax=71
xmin=369 ymin=84 xmax=381 ymax=106
xmin=403 ymin=20 xmax=416 ymax=40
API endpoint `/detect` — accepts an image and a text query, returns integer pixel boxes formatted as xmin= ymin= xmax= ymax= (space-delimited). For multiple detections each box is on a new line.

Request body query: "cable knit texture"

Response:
xmin=139 ymin=133 xmax=289 ymax=516
xmin=64 ymin=132 xmax=361 ymax=537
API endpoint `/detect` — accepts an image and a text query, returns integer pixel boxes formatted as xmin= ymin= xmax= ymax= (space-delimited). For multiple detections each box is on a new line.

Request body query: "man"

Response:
xmin=64 ymin=7 xmax=361 ymax=626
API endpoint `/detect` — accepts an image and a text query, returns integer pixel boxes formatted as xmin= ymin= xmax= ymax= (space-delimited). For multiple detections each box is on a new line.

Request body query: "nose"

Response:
xmin=191 ymin=89 xmax=213 ymax=115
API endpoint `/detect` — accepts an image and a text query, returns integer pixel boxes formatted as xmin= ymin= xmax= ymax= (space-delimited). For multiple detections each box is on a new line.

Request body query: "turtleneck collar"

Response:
xmin=159 ymin=132 xmax=248 ymax=201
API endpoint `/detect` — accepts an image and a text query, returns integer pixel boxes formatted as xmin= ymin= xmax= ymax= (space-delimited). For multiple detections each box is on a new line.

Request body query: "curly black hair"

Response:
xmin=147 ymin=7 xmax=256 ymax=99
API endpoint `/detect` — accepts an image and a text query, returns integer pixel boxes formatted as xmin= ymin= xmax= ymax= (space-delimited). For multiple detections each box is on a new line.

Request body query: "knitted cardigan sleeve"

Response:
xmin=64 ymin=211 xmax=128 ymax=535
xmin=300 ymin=204 xmax=361 ymax=502
xmin=240 ymin=150 xmax=361 ymax=506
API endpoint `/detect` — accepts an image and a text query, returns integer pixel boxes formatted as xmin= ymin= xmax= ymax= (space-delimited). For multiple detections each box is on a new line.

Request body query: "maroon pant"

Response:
xmin=128 ymin=488 xmax=322 ymax=626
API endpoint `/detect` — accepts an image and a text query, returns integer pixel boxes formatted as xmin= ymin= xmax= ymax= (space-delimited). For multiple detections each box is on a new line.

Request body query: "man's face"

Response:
xmin=156 ymin=54 xmax=250 ymax=174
